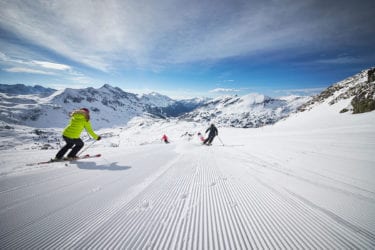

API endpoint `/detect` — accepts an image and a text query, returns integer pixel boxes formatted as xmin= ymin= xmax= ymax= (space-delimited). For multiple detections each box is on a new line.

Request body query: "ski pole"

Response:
xmin=217 ymin=136 xmax=225 ymax=146
xmin=78 ymin=140 xmax=97 ymax=156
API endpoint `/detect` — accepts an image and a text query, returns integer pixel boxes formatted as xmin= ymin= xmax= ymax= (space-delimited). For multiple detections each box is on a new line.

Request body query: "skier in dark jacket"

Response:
xmin=203 ymin=124 xmax=218 ymax=145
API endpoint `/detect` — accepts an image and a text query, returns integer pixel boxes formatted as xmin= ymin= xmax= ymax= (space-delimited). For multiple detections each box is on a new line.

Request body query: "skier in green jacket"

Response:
xmin=54 ymin=108 xmax=101 ymax=161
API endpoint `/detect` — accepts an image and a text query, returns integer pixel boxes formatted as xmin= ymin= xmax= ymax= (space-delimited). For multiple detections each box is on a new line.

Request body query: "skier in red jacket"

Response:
xmin=197 ymin=132 xmax=205 ymax=142
xmin=161 ymin=134 xmax=169 ymax=144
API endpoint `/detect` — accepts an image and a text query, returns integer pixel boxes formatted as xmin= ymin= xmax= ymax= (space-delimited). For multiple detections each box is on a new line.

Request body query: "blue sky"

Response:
xmin=0 ymin=0 xmax=374 ymax=99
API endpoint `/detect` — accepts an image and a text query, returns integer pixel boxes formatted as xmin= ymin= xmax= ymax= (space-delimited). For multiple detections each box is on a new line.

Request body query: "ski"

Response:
xmin=26 ymin=154 xmax=102 ymax=166
xmin=74 ymin=154 xmax=102 ymax=160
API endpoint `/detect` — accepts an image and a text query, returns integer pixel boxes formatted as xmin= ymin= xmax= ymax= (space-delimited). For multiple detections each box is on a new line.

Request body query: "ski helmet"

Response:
xmin=81 ymin=108 xmax=89 ymax=113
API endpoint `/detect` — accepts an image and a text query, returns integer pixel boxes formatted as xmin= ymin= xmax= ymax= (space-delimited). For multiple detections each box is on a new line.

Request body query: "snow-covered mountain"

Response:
xmin=1 ymin=67 xmax=373 ymax=130
xmin=180 ymin=93 xmax=310 ymax=128
xmin=0 ymin=84 xmax=56 ymax=97
xmin=0 ymin=84 xmax=207 ymax=128
xmin=139 ymin=92 xmax=207 ymax=118
xmin=298 ymin=67 xmax=375 ymax=114
xmin=139 ymin=92 xmax=175 ymax=108
xmin=179 ymin=67 xmax=375 ymax=128
xmin=0 ymin=84 xmax=145 ymax=128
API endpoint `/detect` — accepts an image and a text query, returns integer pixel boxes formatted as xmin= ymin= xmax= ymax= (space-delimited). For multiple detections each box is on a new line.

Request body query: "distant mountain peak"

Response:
xmin=149 ymin=91 xmax=163 ymax=96
xmin=99 ymin=84 xmax=124 ymax=93
xmin=180 ymin=93 xmax=310 ymax=128
xmin=0 ymin=83 xmax=56 ymax=97
xmin=241 ymin=93 xmax=271 ymax=104
xmin=140 ymin=92 xmax=175 ymax=108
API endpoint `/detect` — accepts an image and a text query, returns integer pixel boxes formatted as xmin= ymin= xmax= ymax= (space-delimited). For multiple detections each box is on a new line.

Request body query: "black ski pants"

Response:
xmin=55 ymin=136 xmax=84 ymax=159
xmin=203 ymin=135 xmax=215 ymax=145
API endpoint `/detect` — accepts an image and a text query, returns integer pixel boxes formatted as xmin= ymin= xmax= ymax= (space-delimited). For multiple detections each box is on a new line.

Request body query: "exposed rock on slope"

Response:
xmin=298 ymin=67 xmax=375 ymax=114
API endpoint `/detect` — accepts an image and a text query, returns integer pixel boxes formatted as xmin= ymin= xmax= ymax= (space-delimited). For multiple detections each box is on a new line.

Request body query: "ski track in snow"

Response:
xmin=1 ymin=138 xmax=375 ymax=249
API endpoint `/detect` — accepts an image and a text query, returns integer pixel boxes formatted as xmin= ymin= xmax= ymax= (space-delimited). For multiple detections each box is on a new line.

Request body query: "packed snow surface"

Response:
xmin=0 ymin=99 xmax=375 ymax=248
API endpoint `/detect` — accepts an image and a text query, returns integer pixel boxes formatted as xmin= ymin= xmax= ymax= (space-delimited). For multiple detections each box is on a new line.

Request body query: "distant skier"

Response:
xmin=162 ymin=134 xmax=170 ymax=144
xmin=182 ymin=131 xmax=194 ymax=141
xmin=203 ymin=124 xmax=218 ymax=145
xmin=53 ymin=108 xmax=101 ymax=161
xmin=197 ymin=132 xmax=205 ymax=142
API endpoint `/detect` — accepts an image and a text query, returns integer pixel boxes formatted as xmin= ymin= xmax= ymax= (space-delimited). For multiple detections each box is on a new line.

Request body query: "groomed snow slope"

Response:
xmin=0 ymin=99 xmax=375 ymax=248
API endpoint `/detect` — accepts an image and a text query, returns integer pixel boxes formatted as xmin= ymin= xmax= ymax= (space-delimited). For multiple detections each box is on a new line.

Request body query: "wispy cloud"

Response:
xmin=0 ymin=51 xmax=29 ymax=65
xmin=0 ymin=51 xmax=95 ymax=86
xmin=218 ymin=80 xmax=235 ymax=83
xmin=0 ymin=0 xmax=373 ymax=72
xmin=314 ymin=56 xmax=363 ymax=65
xmin=210 ymin=88 xmax=240 ymax=93
xmin=32 ymin=61 xmax=71 ymax=70
xmin=273 ymin=87 xmax=325 ymax=96
xmin=4 ymin=67 xmax=55 ymax=75
xmin=69 ymin=75 xmax=94 ymax=85
xmin=0 ymin=52 xmax=71 ymax=72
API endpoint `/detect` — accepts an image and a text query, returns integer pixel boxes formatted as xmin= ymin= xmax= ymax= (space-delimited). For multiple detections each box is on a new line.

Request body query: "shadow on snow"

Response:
xmin=73 ymin=161 xmax=132 ymax=171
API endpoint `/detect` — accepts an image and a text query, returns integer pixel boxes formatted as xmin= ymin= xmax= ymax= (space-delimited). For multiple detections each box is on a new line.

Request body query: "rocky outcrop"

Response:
xmin=298 ymin=68 xmax=375 ymax=114
xmin=351 ymin=68 xmax=375 ymax=114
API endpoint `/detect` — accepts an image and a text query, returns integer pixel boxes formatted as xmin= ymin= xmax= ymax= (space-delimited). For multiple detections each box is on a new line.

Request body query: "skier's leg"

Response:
xmin=67 ymin=138 xmax=84 ymax=157
xmin=203 ymin=137 xmax=209 ymax=144
xmin=208 ymin=136 xmax=215 ymax=144
xmin=55 ymin=136 xmax=74 ymax=159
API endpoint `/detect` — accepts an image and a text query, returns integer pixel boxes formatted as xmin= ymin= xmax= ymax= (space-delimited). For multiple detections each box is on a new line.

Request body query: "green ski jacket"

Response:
xmin=62 ymin=110 xmax=99 ymax=140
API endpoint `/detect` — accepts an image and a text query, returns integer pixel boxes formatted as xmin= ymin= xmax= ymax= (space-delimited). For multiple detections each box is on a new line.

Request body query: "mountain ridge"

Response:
xmin=298 ymin=67 xmax=375 ymax=114
xmin=0 ymin=84 xmax=208 ymax=128
xmin=180 ymin=93 xmax=310 ymax=128
xmin=1 ymin=67 xmax=374 ymax=129
xmin=0 ymin=84 xmax=56 ymax=97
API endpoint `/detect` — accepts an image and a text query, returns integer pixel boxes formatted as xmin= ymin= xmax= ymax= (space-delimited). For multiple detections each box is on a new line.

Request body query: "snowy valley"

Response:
xmin=0 ymin=68 xmax=375 ymax=248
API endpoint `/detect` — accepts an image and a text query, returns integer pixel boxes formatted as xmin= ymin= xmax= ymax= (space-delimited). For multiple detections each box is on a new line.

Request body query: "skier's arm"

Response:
xmin=84 ymin=121 xmax=100 ymax=140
